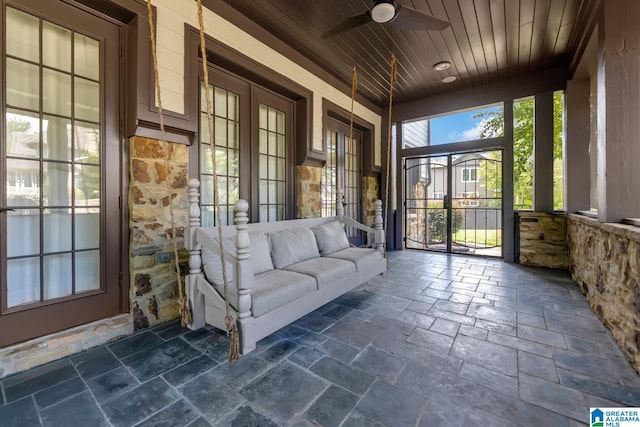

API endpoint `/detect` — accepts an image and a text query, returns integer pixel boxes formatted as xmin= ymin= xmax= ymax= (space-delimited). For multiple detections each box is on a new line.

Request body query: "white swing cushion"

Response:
xmin=326 ymin=247 xmax=384 ymax=272
xmin=284 ymin=257 xmax=356 ymax=289
xmin=312 ymin=220 xmax=351 ymax=256
xmin=268 ymin=227 xmax=320 ymax=269
xmin=202 ymin=232 xmax=274 ymax=286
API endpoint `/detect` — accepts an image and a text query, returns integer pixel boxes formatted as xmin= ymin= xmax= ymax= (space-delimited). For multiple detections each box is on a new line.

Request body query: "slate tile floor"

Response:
xmin=2 ymin=250 xmax=640 ymax=426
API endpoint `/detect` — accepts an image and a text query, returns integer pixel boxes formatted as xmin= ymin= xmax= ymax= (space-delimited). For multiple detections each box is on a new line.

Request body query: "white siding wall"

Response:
xmin=152 ymin=0 xmax=382 ymax=165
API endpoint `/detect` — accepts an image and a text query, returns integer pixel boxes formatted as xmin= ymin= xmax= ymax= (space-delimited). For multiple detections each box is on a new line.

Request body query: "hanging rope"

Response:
xmin=145 ymin=1 xmax=191 ymax=327
xmin=383 ymin=53 xmax=397 ymax=259
xmin=196 ymin=0 xmax=239 ymax=363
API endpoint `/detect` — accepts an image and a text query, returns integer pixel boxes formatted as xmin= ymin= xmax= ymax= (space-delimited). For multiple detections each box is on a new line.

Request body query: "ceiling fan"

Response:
xmin=322 ymin=0 xmax=450 ymax=39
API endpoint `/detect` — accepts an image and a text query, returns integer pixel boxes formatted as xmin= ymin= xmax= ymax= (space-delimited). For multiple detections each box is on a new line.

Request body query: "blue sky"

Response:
xmin=429 ymin=105 xmax=502 ymax=145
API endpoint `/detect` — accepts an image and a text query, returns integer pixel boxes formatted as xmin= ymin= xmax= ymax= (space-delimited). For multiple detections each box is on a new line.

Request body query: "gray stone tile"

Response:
xmin=277 ymin=325 xmax=310 ymax=340
xmin=4 ymin=360 xmax=77 ymax=403
xmin=352 ymin=345 xmax=405 ymax=382
xmin=449 ymin=292 xmax=474 ymax=304
xmin=407 ymin=300 xmax=436 ymax=313
xmin=322 ymin=304 xmax=354 ymax=319
xmin=187 ymin=417 xmax=213 ymax=426
xmin=418 ymin=391 xmax=514 ymax=427
xmin=396 ymin=359 xmax=465 ymax=400
xmin=467 ymin=302 xmax=517 ymax=326
xmin=543 ymin=310 xmax=607 ymax=332
xmin=487 ymin=331 xmax=553 ymax=358
xmin=217 ymin=405 xmax=279 ymax=427
xmin=458 ymin=324 xmax=488 ymax=340
xmin=310 ymin=357 xmax=375 ymax=394
xmin=395 ymin=310 xmax=436 ymax=328
xmin=459 ymin=362 xmax=518 ymax=396
xmin=0 ymin=397 xmax=41 ymax=427
xmin=366 ymin=313 xmax=416 ymax=335
xmin=304 ymin=385 xmax=359 ymax=426
xmin=564 ymin=334 xmax=608 ymax=357
xmin=179 ymin=372 xmax=244 ymax=423
xmin=86 ymin=366 xmax=140 ymax=403
xmin=474 ymin=319 xmax=516 ymax=335
xmin=183 ymin=328 xmax=214 ymax=343
xmin=71 ymin=347 xmax=121 ymax=380
xmin=519 ymin=373 xmax=588 ymax=420
xmin=433 ymin=299 xmax=469 ymax=314
xmin=356 ymin=381 xmax=425 ymax=427
xmin=135 ymin=399 xmax=199 ymax=427
xmin=472 ymin=385 xmax=570 ymax=426
xmin=258 ymin=338 xmax=299 ymax=363
xmin=422 ymin=288 xmax=454 ymax=300
xmin=323 ymin=318 xmax=384 ymax=348
xmin=288 ymin=347 xmax=324 ymax=368
xmin=157 ymin=323 xmax=191 ymax=340
xmin=294 ymin=313 xmax=337 ymax=332
xmin=316 ymin=338 xmax=360 ymax=364
xmin=517 ymin=312 xmax=547 ymax=329
xmin=34 ymin=377 xmax=86 ymax=409
xmin=518 ymin=324 xmax=567 ymax=348
xmin=429 ymin=318 xmax=461 ymax=337
xmin=162 ymin=355 xmax=218 ymax=386
xmin=518 ymin=351 xmax=559 ymax=382
xmin=40 ymin=391 xmax=108 ymax=427
xmin=102 ymin=378 xmax=180 ymax=427
xmin=240 ymin=362 xmax=326 ymax=423
xmin=406 ymin=328 xmax=455 ymax=354
xmin=108 ymin=330 xmax=163 ymax=358
xmin=122 ymin=337 xmax=202 ymax=381
xmin=553 ymin=349 xmax=620 ymax=382
xmin=428 ymin=307 xmax=477 ymax=326
xmin=296 ymin=331 xmax=327 ymax=347
xmin=209 ymin=354 xmax=271 ymax=391
xmin=558 ymin=368 xmax=640 ymax=406
xmin=450 ymin=335 xmax=517 ymax=376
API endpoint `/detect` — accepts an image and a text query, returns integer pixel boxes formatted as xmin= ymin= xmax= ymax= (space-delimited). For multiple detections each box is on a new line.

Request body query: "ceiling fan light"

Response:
xmin=433 ymin=61 xmax=451 ymax=71
xmin=442 ymin=76 xmax=456 ymax=83
xmin=371 ymin=2 xmax=396 ymax=23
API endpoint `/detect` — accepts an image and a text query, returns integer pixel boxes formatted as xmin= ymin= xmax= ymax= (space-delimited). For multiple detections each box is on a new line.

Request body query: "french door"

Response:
xmin=1 ymin=0 xmax=123 ymax=346
xmin=198 ymin=67 xmax=294 ymax=225
xmin=404 ymin=150 xmax=503 ymax=257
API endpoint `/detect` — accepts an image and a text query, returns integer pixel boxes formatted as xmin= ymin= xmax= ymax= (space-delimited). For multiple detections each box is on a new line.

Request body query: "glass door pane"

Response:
xmin=258 ymin=104 xmax=286 ymax=222
xmin=404 ymin=156 xmax=449 ymax=251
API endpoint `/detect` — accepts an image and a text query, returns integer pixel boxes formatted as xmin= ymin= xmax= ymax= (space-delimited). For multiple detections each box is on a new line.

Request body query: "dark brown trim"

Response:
xmin=201 ymin=0 xmax=381 ymax=115
xmin=184 ymin=24 xmax=313 ymax=169
xmin=322 ymin=98 xmax=378 ymax=175
xmin=389 ymin=67 xmax=569 ymax=123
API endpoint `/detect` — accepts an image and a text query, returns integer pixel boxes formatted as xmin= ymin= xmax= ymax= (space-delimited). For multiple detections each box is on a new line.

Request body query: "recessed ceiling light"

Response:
xmin=433 ymin=61 xmax=451 ymax=71
xmin=442 ymin=76 xmax=456 ymax=83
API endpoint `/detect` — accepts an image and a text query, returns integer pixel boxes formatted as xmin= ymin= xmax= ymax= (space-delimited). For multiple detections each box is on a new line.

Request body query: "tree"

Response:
xmin=476 ymin=93 xmax=564 ymax=210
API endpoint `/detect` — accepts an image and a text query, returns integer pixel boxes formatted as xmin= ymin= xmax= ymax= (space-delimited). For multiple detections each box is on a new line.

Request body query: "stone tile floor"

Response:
xmin=2 ymin=250 xmax=640 ymax=426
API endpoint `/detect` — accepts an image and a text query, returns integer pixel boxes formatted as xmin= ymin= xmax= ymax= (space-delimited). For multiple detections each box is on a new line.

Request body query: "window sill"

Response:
xmin=622 ymin=218 xmax=640 ymax=227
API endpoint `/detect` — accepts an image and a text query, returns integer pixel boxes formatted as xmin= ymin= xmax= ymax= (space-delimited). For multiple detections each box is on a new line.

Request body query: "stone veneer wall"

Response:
xmin=568 ymin=214 xmax=640 ymax=370
xmin=297 ymin=165 xmax=322 ymax=218
xmin=129 ymin=136 xmax=189 ymax=330
xmin=518 ymin=212 xmax=569 ymax=269
xmin=362 ymin=176 xmax=380 ymax=227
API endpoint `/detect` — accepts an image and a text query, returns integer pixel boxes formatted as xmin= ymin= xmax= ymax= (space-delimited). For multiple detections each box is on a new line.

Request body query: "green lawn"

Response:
xmin=452 ymin=229 xmax=502 ymax=247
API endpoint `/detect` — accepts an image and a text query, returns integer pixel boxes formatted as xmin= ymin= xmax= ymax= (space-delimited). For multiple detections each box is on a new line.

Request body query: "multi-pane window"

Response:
xmin=5 ymin=7 xmax=101 ymax=308
xmin=199 ymin=83 xmax=240 ymax=226
xmin=258 ymin=105 xmax=286 ymax=222
xmin=461 ymin=168 xmax=478 ymax=182
xmin=321 ymin=130 xmax=337 ymax=217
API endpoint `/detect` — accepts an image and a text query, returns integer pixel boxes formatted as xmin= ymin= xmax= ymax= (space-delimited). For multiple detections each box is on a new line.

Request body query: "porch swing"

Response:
xmin=145 ymin=0 xmax=394 ymax=360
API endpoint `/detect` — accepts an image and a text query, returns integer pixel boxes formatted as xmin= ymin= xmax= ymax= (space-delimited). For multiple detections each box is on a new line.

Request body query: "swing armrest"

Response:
xmin=195 ymin=228 xmax=237 ymax=262
xmin=339 ymin=216 xmax=375 ymax=234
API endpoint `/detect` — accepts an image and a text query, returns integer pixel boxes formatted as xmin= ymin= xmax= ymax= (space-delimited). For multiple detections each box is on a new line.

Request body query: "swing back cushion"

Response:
xmin=312 ymin=220 xmax=351 ymax=255
xmin=268 ymin=227 xmax=321 ymax=269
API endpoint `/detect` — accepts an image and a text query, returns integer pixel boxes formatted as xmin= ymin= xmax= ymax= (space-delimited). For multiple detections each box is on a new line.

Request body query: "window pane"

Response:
xmin=43 ymin=22 xmax=71 ymax=72
xmin=268 ymin=181 xmax=276 ymax=204
xmin=200 ymin=112 xmax=211 ymax=144
xmin=228 ymin=93 xmax=237 ymax=121
xmin=75 ymin=78 xmax=100 ymax=122
xmin=74 ymin=33 xmax=100 ymax=80
xmin=200 ymin=143 xmax=213 ymax=174
xmin=75 ymin=250 xmax=100 ymax=292
xmin=44 ymin=162 xmax=72 ymax=206
xmin=268 ymin=132 xmax=276 ymax=156
xmin=6 ymin=109 xmax=40 ymax=158
xmin=276 ymin=111 xmax=284 ymax=133
xmin=74 ymin=164 xmax=100 ymax=206
xmin=44 ymin=116 xmax=72 ymax=161
xmin=277 ymin=135 xmax=285 ymax=157
xmin=259 ymin=105 xmax=267 ymax=128
xmin=75 ymin=208 xmax=100 ymax=250
xmin=201 ymin=174 xmax=213 ymax=205
xmin=214 ymin=87 xmax=227 ymax=118
xmin=7 ymin=210 xmax=40 ymax=257
xmin=259 ymin=130 xmax=268 ymax=154
xmin=228 ymin=150 xmax=239 ymax=176
xmin=215 ymin=147 xmax=227 ymax=175
xmin=228 ymin=178 xmax=239 ymax=204
xmin=259 ymin=155 xmax=267 ymax=179
xmin=259 ymin=205 xmax=268 ymax=222
xmin=74 ymin=121 xmax=100 ymax=161
xmin=7 ymin=158 xmax=40 ymax=207
xmin=218 ymin=176 xmax=228 ymax=204
xmin=6 ymin=58 xmax=40 ymax=110
xmin=43 ymin=69 xmax=72 ymax=116
xmin=44 ymin=208 xmax=72 ymax=252
xmin=268 ymin=156 xmax=276 ymax=179
xmin=215 ymin=117 xmax=226 ymax=147
xmin=7 ymin=257 xmax=40 ymax=307
xmin=513 ymin=97 xmax=534 ymax=210
xmin=228 ymin=122 xmax=239 ymax=149
xmin=6 ymin=7 xmax=39 ymax=62
xmin=268 ymin=108 xmax=276 ymax=130
xmin=259 ymin=180 xmax=267 ymax=204
xmin=553 ymin=91 xmax=565 ymax=211
xmin=43 ymin=253 xmax=73 ymax=300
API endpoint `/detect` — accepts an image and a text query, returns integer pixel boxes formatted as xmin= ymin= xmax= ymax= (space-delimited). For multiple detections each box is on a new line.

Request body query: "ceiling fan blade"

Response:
xmin=322 ymin=12 xmax=372 ymax=39
xmin=389 ymin=5 xmax=450 ymax=31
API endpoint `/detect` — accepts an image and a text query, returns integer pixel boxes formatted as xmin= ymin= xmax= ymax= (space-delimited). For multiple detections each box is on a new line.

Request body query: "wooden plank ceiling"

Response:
xmin=220 ymin=0 xmax=599 ymax=108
